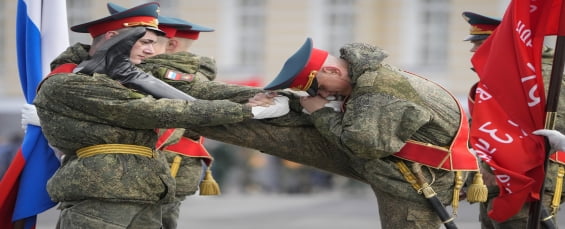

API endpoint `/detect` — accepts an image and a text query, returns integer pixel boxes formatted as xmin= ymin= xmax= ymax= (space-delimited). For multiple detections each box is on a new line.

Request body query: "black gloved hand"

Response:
xmin=101 ymin=33 xmax=197 ymax=101
xmin=75 ymin=27 xmax=147 ymax=75
xmin=115 ymin=67 xmax=197 ymax=101
xmin=76 ymin=27 xmax=197 ymax=101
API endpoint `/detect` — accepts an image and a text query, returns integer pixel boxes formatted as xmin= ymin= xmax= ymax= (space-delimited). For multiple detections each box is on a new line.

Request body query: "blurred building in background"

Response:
xmin=0 ymin=0 xmax=511 ymax=193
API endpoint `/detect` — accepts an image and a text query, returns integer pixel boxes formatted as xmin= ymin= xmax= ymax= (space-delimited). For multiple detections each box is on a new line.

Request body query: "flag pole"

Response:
xmin=528 ymin=1 xmax=565 ymax=228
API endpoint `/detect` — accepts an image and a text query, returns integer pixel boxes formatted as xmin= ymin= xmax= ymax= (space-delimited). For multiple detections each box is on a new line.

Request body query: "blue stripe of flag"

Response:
xmin=13 ymin=0 xmax=59 ymax=225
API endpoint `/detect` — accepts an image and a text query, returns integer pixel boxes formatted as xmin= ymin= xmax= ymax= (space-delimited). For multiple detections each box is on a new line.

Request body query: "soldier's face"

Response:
xmin=153 ymin=36 xmax=170 ymax=55
xmin=316 ymin=69 xmax=352 ymax=98
xmin=129 ymin=30 xmax=159 ymax=64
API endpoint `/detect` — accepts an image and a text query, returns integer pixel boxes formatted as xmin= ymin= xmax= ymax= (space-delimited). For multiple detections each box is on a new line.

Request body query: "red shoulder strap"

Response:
xmin=393 ymin=71 xmax=479 ymax=171
xmin=48 ymin=63 xmax=77 ymax=76
xmin=551 ymin=151 xmax=565 ymax=165
xmin=37 ymin=63 xmax=78 ymax=92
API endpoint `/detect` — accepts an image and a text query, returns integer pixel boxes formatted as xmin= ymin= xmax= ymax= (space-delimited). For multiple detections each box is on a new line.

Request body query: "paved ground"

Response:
xmin=36 ymin=187 xmax=565 ymax=229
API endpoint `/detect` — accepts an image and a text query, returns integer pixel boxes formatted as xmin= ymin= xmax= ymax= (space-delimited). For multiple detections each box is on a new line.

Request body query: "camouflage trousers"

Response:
xmin=160 ymin=154 xmax=203 ymax=229
xmin=161 ymin=196 xmax=185 ymax=229
xmin=56 ymin=200 xmax=162 ymax=229
xmin=373 ymin=186 xmax=443 ymax=228
xmin=192 ymin=119 xmax=457 ymax=228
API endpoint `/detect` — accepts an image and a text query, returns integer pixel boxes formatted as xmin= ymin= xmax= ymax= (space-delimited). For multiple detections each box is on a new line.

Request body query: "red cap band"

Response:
xmin=470 ymin=24 xmax=498 ymax=35
xmin=158 ymin=25 xmax=177 ymax=38
xmin=174 ymin=30 xmax=200 ymax=40
xmin=87 ymin=16 xmax=158 ymax=37
xmin=289 ymin=48 xmax=328 ymax=91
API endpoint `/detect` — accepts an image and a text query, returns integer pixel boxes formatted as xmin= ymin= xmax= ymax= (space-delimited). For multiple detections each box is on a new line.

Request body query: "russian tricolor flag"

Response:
xmin=0 ymin=0 xmax=68 ymax=228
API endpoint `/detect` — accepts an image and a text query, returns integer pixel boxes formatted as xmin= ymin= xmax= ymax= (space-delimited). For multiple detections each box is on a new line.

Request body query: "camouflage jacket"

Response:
xmin=35 ymin=43 xmax=253 ymax=204
xmin=139 ymin=52 xmax=312 ymax=128
xmin=186 ymin=43 xmax=461 ymax=205
xmin=141 ymin=52 xmax=265 ymax=196
xmin=309 ymin=43 xmax=461 ymax=159
xmin=140 ymin=52 xmax=261 ymax=104
xmin=139 ymin=51 xmax=314 ymax=196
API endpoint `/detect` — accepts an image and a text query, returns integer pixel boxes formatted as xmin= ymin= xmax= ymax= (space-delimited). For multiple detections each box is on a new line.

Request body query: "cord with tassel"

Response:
xmin=466 ymin=172 xmax=488 ymax=203
xmin=170 ymin=155 xmax=182 ymax=178
xmin=199 ymin=168 xmax=221 ymax=195
xmin=451 ymin=171 xmax=464 ymax=217
xmin=544 ymin=165 xmax=564 ymax=221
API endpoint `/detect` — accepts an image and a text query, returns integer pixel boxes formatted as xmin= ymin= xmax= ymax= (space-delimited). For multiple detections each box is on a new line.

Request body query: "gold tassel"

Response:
xmin=199 ymin=168 xmax=221 ymax=195
xmin=548 ymin=165 xmax=564 ymax=218
xmin=451 ymin=171 xmax=464 ymax=216
xmin=466 ymin=172 xmax=488 ymax=203
xmin=170 ymin=155 xmax=182 ymax=178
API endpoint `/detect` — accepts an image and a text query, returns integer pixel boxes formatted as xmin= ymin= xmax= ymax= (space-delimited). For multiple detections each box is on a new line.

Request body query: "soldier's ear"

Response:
xmin=104 ymin=31 xmax=120 ymax=40
xmin=167 ymin=39 xmax=179 ymax=52
xmin=320 ymin=66 xmax=341 ymax=77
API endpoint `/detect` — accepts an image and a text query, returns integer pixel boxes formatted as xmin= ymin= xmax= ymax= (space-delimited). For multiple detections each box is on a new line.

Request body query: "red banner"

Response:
xmin=470 ymin=0 xmax=563 ymax=222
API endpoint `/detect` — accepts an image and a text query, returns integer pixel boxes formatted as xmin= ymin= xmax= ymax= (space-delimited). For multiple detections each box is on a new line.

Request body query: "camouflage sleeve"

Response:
xmin=35 ymin=73 xmax=253 ymax=129
xmin=177 ymin=78 xmax=263 ymax=103
xmin=309 ymin=88 xmax=432 ymax=159
xmin=197 ymin=55 xmax=217 ymax=81
xmin=140 ymin=53 xmax=263 ymax=103
xmin=49 ymin=43 xmax=90 ymax=70
xmin=190 ymin=119 xmax=364 ymax=181
xmin=143 ymin=52 xmax=201 ymax=75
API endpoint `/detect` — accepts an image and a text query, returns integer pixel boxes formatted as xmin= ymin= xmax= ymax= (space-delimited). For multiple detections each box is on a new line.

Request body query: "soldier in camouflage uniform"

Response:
xmin=76 ymin=32 xmax=463 ymax=227
xmin=107 ymin=3 xmax=222 ymax=228
xmin=32 ymin=4 xmax=175 ymax=228
xmin=32 ymin=3 xmax=289 ymax=228
xmin=153 ymin=38 xmax=479 ymax=228
xmin=152 ymin=19 xmax=218 ymax=229
xmin=27 ymin=20 xmax=478 ymax=228
xmin=462 ymin=12 xmax=565 ymax=228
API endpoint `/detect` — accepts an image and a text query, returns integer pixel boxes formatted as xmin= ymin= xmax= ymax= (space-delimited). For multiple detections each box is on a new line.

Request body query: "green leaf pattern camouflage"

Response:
xmin=140 ymin=52 xmax=262 ymax=104
xmin=187 ymin=43 xmax=464 ymax=227
xmin=298 ymin=42 xmax=459 ymax=164
xmin=34 ymin=44 xmax=254 ymax=204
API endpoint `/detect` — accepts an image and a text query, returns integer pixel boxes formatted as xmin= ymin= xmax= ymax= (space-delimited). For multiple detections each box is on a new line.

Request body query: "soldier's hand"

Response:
xmin=300 ymin=95 xmax=328 ymax=114
xmin=251 ymin=96 xmax=290 ymax=119
xmin=104 ymin=27 xmax=148 ymax=78
xmin=21 ymin=103 xmax=40 ymax=130
xmin=323 ymin=96 xmax=344 ymax=112
xmin=75 ymin=27 xmax=147 ymax=76
xmin=533 ymin=129 xmax=565 ymax=151
xmin=247 ymin=92 xmax=277 ymax=107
